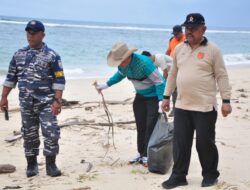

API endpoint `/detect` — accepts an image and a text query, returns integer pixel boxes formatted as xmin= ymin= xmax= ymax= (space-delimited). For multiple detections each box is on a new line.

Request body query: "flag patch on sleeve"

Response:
xmin=54 ymin=71 xmax=64 ymax=77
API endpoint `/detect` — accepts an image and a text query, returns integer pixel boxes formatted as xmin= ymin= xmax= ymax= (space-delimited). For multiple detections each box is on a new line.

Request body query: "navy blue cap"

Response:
xmin=181 ymin=13 xmax=205 ymax=27
xmin=172 ymin=25 xmax=182 ymax=35
xmin=25 ymin=20 xmax=45 ymax=32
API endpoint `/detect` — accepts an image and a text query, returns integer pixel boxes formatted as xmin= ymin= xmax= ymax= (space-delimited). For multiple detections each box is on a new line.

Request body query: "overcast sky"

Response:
xmin=0 ymin=0 xmax=250 ymax=28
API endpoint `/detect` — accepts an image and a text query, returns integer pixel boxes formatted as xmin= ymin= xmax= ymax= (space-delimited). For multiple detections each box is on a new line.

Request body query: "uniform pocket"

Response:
xmin=34 ymin=61 xmax=50 ymax=79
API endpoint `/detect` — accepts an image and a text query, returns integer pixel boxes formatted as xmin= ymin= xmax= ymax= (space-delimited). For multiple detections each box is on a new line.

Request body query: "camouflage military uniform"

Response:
xmin=4 ymin=43 xmax=65 ymax=157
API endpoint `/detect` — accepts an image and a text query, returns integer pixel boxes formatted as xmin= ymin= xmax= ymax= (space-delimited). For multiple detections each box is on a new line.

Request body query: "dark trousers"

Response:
xmin=172 ymin=88 xmax=177 ymax=111
xmin=133 ymin=94 xmax=159 ymax=157
xmin=171 ymin=108 xmax=220 ymax=180
xmin=20 ymin=96 xmax=60 ymax=157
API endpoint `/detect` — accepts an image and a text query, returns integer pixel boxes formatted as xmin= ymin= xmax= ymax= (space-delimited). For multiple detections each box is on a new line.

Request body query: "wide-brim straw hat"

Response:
xmin=107 ymin=42 xmax=137 ymax=67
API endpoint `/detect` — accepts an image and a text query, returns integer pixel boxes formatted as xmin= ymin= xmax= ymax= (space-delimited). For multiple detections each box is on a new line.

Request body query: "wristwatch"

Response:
xmin=54 ymin=98 xmax=63 ymax=105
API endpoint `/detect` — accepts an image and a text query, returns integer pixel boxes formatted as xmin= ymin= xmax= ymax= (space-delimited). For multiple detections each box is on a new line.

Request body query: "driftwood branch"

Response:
xmin=5 ymin=98 xmax=133 ymax=113
xmin=110 ymin=158 xmax=120 ymax=167
xmin=4 ymin=119 xmax=135 ymax=142
xmin=81 ymin=100 xmax=132 ymax=106
xmin=3 ymin=186 xmax=22 ymax=190
xmin=59 ymin=120 xmax=135 ymax=128
xmin=3 ymin=97 xmax=135 ymax=143
xmin=4 ymin=131 xmax=22 ymax=143
xmin=5 ymin=135 xmax=22 ymax=142
xmin=6 ymin=100 xmax=80 ymax=113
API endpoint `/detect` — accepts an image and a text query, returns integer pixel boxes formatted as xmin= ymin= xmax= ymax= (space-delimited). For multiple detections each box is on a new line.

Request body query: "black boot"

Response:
xmin=46 ymin=156 xmax=61 ymax=177
xmin=26 ymin=156 xmax=38 ymax=177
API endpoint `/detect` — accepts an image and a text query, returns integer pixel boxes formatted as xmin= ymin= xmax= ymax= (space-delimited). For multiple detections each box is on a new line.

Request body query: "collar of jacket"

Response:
xmin=184 ymin=36 xmax=208 ymax=46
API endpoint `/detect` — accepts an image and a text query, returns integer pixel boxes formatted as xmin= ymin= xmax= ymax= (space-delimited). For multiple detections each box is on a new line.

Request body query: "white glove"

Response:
xmin=95 ymin=83 xmax=109 ymax=90
xmin=158 ymin=101 xmax=163 ymax=113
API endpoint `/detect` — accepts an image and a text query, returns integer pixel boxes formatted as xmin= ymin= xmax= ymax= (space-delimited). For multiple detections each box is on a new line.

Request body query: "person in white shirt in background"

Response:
xmin=141 ymin=51 xmax=172 ymax=80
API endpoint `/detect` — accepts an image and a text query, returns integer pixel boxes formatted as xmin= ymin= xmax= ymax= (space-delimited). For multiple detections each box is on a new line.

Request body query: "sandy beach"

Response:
xmin=0 ymin=66 xmax=250 ymax=190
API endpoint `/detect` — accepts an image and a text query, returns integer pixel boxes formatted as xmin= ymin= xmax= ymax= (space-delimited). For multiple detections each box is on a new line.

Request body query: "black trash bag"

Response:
xmin=147 ymin=112 xmax=174 ymax=174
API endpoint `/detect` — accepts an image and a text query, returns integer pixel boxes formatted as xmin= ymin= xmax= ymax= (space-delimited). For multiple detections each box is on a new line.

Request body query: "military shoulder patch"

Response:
xmin=54 ymin=71 xmax=64 ymax=77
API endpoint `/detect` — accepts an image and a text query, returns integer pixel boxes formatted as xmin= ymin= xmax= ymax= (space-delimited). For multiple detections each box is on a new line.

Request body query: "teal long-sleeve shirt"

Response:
xmin=107 ymin=53 xmax=165 ymax=100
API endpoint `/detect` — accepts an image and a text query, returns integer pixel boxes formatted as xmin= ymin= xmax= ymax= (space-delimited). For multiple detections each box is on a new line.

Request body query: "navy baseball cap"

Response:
xmin=25 ymin=20 xmax=45 ymax=32
xmin=172 ymin=25 xmax=182 ymax=35
xmin=181 ymin=13 xmax=205 ymax=27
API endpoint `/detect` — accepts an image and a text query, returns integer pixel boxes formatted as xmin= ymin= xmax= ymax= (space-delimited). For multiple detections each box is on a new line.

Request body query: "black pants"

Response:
xmin=172 ymin=88 xmax=177 ymax=111
xmin=133 ymin=94 xmax=159 ymax=157
xmin=171 ymin=108 xmax=220 ymax=180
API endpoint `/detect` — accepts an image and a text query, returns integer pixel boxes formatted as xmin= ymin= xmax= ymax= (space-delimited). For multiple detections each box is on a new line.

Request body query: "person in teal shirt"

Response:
xmin=96 ymin=42 xmax=165 ymax=167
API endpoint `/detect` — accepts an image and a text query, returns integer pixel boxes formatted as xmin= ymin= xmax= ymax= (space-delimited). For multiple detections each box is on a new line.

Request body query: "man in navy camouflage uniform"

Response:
xmin=0 ymin=20 xmax=65 ymax=177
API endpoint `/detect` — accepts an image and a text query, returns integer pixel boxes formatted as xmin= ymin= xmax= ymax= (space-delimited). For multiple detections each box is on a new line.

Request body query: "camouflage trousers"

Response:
xmin=20 ymin=97 xmax=60 ymax=157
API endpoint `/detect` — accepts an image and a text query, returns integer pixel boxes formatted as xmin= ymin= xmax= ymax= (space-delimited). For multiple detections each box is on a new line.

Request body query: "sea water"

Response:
xmin=1 ymin=16 xmax=250 ymax=81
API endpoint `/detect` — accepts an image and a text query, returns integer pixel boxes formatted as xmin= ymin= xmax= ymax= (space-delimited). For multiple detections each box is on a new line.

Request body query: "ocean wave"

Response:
xmin=54 ymin=54 xmax=250 ymax=78
xmin=0 ymin=20 xmax=27 ymax=25
xmin=207 ymin=30 xmax=250 ymax=34
xmin=0 ymin=67 xmax=113 ymax=81
xmin=63 ymin=67 xmax=115 ymax=79
xmin=0 ymin=19 xmax=170 ymax=32
xmin=0 ymin=53 xmax=249 ymax=80
xmin=1 ymin=19 xmax=250 ymax=34
xmin=224 ymin=53 xmax=250 ymax=65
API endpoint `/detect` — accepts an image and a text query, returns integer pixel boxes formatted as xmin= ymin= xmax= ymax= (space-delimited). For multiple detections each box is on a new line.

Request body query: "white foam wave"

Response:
xmin=1 ymin=19 xmax=250 ymax=34
xmin=45 ymin=23 xmax=170 ymax=32
xmin=64 ymin=68 xmax=84 ymax=75
xmin=224 ymin=53 xmax=250 ymax=65
xmin=0 ymin=76 xmax=5 ymax=84
xmin=0 ymin=53 xmax=249 ymax=81
xmin=63 ymin=54 xmax=250 ymax=79
xmin=207 ymin=30 xmax=250 ymax=34
xmin=0 ymin=19 xmax=170 ymax=32
xmin=0 ymin=20 xmax=27 ymax=25
xmin=63 ymin=67 xmax=115 ymax=80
